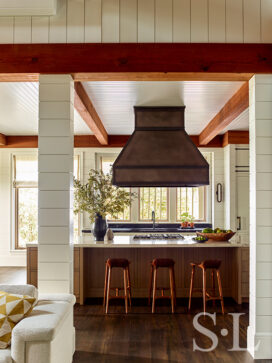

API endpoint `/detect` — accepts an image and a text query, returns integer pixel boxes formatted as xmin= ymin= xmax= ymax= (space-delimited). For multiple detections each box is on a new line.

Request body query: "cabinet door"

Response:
xmin=236 ymin=148 xmax=249 ymax=243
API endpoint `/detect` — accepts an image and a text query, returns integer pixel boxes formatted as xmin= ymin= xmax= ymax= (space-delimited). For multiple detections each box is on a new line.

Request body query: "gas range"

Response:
xmin=133 ymin=233 xmax=184 ymax=240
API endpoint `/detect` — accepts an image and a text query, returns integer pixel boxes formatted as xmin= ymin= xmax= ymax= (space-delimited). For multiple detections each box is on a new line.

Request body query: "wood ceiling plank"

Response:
xmin=199 ymin=82 xmax=249 ymax=145
xmin=74 ymin=82 xmax=108 ymax=145
xmin=0 ymin=43 xmax=271 ymax=74
xmin=0 ymin=133 xmax=7 ymax=145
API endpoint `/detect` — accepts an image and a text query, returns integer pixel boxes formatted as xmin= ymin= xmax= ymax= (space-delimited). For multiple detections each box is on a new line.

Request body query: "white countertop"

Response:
xmin=27 ymin=235 xmax=247 ymax=248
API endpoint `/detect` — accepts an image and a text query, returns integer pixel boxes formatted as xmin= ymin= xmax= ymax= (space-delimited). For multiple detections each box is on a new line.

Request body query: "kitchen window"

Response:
xmin=139 ymin=187 xmax=168 ymax=221
xmin=97 ymin=152 xmax=211 ymax=224
xmin=13 ymin=154 xmax=80 ymax=249
xmin=176 ymin=186 xmax=206 ymax=221
xmin=100 ymin=155 xmax=131 ymax=221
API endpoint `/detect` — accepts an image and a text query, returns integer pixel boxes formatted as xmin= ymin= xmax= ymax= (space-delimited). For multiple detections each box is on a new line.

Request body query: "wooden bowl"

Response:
xmin=196 ymin=231 xmax=236 ymax=241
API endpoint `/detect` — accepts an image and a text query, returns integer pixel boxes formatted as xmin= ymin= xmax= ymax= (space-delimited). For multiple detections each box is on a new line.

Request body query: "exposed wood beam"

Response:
xmin=0 ymin=72 xmax=253 ymax=83
xmin=72 ymin=72 xmax=253 ymax=82
xmin=74 ymin=82 xmax=108 ymax=145
xmin=199 ymin=82 xmax=249 ymax=145
xmin=0 ymin=134 xmax=239 ymax=148
xmin=0 ymin=44 xmax=272 ymax=74
xmin=0 ymin=73 xmax=39 ymax=82
xmin=0 ymin=133 xmax=7 ymax=145
xmin=222 ymin=131 xmax=249 ymax=147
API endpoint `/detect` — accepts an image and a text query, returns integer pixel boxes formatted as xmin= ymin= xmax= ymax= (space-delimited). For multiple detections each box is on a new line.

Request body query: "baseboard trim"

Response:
xmin=247 ymin=325 xmax=272 ymax=359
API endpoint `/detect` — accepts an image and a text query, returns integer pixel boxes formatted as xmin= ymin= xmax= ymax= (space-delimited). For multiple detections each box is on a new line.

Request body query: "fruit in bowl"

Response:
xmin=196 ymin=228 xmax=235 ymax=242
xmin=193 ymin=236 xmax=208 ymax=243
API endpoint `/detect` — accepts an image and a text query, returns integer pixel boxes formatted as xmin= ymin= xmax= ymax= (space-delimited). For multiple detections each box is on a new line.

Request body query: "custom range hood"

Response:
xmin=112 ymin=106 xmax=209 ymax=187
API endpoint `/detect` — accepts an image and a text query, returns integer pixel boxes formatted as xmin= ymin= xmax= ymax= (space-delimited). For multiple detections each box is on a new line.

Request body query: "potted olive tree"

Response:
xmin=74 ymin=169 xmax=135 ymax=241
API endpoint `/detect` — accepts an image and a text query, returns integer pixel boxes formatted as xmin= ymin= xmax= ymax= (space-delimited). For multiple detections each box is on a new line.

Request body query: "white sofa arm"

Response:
xmin=11 ymin=294 xmax=75 ymax=363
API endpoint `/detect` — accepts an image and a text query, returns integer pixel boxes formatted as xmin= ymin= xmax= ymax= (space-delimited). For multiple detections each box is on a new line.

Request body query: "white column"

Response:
xmin=248 ymin=75 xmax=272 ymax=359
xmin=38 ymin=75 xmax=74 ymax=294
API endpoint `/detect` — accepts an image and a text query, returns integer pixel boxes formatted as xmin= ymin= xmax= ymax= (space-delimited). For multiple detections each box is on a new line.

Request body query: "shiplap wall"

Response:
xmin=248 ymin=75 xmax=272 ymax=359
xmin=38 ymin=75 xmax=74 ymax=293
xmin=0 ymin=0 xmax=271 ymax=44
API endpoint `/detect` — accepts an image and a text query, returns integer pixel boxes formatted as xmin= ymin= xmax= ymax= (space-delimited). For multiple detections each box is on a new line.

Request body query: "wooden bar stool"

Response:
xmin=103 ymin=258 xmax=132 ymax=314
xmin=188 ymin=259 xmax=224 ymax=314
xmin=148 ymin=258 xmax=176 ymax=313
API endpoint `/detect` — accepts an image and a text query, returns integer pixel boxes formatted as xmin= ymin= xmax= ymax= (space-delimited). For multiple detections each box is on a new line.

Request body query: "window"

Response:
xmin=176 ymin=187 xmax=206 ymax=221
xmin=97 ymin=152 xmax=210 ymax=224
xmin=139 ymin=188 xmax=168 ymax=221
xmin=100 ymin=155 xmax=130 ymax=221
xmin=13 ymin=154 xmax=80 ymax=249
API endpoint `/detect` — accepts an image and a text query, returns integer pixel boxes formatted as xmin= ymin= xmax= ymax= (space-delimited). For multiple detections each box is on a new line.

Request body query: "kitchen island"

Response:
xmin=27 ymin=235 xmax=249 ymax=305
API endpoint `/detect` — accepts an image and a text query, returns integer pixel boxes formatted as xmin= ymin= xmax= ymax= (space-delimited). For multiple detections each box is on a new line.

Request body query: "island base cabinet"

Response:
xmin=27 ymin=245 xmax=249 ymax=305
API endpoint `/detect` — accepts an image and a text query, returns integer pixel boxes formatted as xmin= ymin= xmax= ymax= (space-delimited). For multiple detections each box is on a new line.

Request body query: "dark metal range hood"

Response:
xmin=112 ymin=106 xmax=209 ymax=187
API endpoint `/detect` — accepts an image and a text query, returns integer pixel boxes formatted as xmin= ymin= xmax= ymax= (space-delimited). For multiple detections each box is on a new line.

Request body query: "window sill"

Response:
xmin=10 ymin=249 xmax=26 ymax=254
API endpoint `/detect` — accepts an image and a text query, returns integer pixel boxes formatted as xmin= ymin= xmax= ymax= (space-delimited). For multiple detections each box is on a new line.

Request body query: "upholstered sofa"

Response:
xmin=0 ymin=285 xmax=76 ymax=363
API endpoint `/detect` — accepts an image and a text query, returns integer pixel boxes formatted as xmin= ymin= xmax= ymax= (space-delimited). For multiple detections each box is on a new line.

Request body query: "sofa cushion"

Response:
xmin=0 ymin=292 xmax=36 ymax=349
xmin=0 ymin=348 xmax=11 ymax=363
xmin=0 ymin=285 xmax=38 ymax=301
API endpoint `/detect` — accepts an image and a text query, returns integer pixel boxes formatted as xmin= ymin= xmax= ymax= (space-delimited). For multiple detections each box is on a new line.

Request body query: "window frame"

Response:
xmin=138 ymin=187 xmax=169 ymax=222
xmin=13 ymin=153 xmax=81 ymax=250
xmin=175 ymin=186 xmax=207 ymax=222
xmin=97 ymin=153 xmax=132 ymax=222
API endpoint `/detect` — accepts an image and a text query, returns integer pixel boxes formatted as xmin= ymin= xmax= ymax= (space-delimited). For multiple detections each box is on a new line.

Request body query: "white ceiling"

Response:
xmin=0 ymin=81 xmax=248 ymax=136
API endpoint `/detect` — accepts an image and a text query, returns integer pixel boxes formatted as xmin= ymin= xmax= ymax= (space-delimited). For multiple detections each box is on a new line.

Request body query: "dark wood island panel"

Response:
xmin=27 ymin=245 xmax=249 ymax=305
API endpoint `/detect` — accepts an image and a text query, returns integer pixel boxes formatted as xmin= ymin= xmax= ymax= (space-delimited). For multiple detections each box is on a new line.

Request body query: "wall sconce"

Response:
xmin=216 ymin=183 xmax=223 ymax=203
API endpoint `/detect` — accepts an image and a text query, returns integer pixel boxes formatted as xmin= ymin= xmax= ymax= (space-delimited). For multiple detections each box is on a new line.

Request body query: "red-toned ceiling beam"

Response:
xmin=74 ymin=82 xmax=108 ymax=145
xmin=0 ymin=43 xmax=271 ymax=74
xmin=222 ymin=131 xmax=249 ymax=147
xmin=0 ymin=133 xmax=7 ymax=146
xmin=199 ymin=82 xmax=249 ymax=145
xmin=0 ymin=133 xmax=248 ymax=148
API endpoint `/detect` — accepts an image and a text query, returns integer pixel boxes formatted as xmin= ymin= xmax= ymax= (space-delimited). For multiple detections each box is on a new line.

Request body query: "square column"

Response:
xmin=248 ymin=75 xmax=272 ymax=359
xmin=38 ymin=75 xmax=74 ymax=294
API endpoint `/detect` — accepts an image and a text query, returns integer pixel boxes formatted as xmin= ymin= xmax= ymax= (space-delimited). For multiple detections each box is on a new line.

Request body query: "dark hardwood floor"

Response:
xmin=73 ymin=299 xmax=259 ymax=363
xmin=0 ymin=268 xmax=268 ymax=363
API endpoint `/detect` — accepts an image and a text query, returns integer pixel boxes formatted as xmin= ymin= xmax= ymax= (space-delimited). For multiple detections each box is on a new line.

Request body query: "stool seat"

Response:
xmin=191 ymin=260 xmax=221 ymax=269
xmin=152 ymin=258 xmax=175 ymax=268
xmin=106 ymin=258 xmax=130 ymax=268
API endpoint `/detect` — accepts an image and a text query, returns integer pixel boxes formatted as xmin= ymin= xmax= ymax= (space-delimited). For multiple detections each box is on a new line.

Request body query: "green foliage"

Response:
xmin=180 ymin=212 xmax=194 ymax=223
xmin=18 ymin=188 xmax=38 ymax=246
xmin=74 ymin=169 xmax=136 ymax=223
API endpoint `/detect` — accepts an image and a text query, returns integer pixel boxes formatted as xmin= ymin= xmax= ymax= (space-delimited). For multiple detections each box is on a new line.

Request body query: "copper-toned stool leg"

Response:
xmin=105 ymin=266 xmax=111 ymax=314
xmin=202 ymin=268 xmax=207 ymax=314
xmin=169 ymin=267 xmax=175 ymax=313
xmin=211 ymin=269 xmax=216 ymax=307
xmin=123 ymin=268 xmax=128 ymax=314
xmin=188 ymin=265 xmax=195 ymax=312
xmin=148 ymin=265 xmax=153 ymax=306
xmin=126 ymin=267 xmax=132 ymax=308
xmin=152 ymin=267 xmax=157 ymax=313
xmin=216 ymin=269 xmax=225 ymax=314
xmin=172 ymin=267 xmax=177 ymax=307
xmin=103 ymin=263 xmax=108 ymax=308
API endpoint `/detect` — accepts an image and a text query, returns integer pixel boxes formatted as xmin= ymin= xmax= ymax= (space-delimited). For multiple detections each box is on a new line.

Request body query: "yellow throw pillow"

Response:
xmin=0 ymin=291 xmax=36 ymax=349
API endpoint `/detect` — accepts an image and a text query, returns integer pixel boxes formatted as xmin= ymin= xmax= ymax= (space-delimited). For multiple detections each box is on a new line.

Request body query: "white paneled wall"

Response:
xmin=38 ymin=75 xmax=74 ymax=294
xmin=248 ymin=75 xmax=272 ymax=359
xmin=0 ymin=0 xmax=271 ymax=44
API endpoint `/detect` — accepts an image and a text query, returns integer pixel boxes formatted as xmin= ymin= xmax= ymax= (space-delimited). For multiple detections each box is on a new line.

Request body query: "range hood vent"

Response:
xmin=112 ymin=106 xmax=209 ymax=187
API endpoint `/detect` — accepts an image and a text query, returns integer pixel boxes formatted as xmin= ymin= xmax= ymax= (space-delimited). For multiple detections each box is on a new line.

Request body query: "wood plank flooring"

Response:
xmin=73 ymin=299 xmax=257 ymax=363
xmin=0 ymin=267 xmax=266 ymax=363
